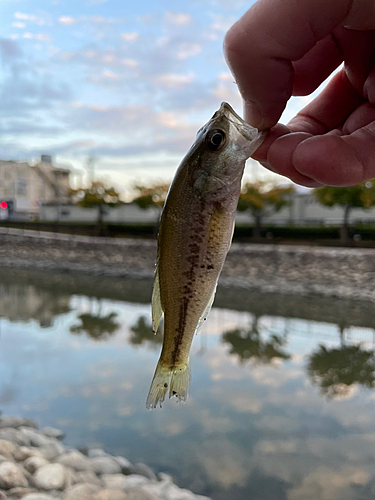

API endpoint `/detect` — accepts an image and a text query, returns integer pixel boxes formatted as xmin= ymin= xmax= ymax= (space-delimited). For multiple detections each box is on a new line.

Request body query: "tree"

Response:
xmin=129 ymin=315 xmax=162 ymax=349
xmin=132 ymin=183 xmax=170 ymax=211
xmin=237 ymin=182 xmax=294 ymax=238
xmin=313 ymin=181 xmax=375 ymax=242
xmin=71 ymin=181 xmax=120 ymax=231
xmin=70 ymin=311 xmax=119 ymax=341
xmin=222 ymin=315 xmax=290 ymax=365
xmin=307 ymin=344 xmax=375 ymax=399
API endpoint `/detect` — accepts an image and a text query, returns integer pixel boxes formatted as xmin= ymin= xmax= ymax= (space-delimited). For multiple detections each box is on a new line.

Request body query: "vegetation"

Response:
xmin=71 ymin=181 xmax=120 ymax=229
xmin=70 ymin=312 xmax=119 ymax=341
xmin=314 ymin=181 xmax=375 ymax=242
xmin=307 ymin=344 xmax=375 ymax=399
xmin=237 ymin=181 xmax=295 ymax=238
xmin=129 ymin=316 xmax=162 ymax=348
xmin=222 ymin=315 xmax=290 ymax=365
xmin=132 ymin=183 xmax=170 ymax=210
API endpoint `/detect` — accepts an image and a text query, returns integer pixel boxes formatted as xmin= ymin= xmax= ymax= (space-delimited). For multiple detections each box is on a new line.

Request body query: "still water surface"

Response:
xmin=1 ymin=268 xmax=375 ymax=500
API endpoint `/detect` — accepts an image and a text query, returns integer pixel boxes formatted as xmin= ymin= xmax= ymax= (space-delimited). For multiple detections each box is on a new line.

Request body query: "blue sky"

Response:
xmin=0 ymin=0 xmax=314 ymax=197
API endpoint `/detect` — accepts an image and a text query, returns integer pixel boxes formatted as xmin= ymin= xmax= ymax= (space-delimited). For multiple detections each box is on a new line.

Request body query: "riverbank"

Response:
xmin=0 ymin=415 xmax=208 ymax=500
xmin=1 ymin=227 xmax=375 ymax=302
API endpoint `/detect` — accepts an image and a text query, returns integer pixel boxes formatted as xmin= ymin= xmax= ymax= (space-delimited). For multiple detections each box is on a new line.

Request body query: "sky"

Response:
xmin=0 ymin=0 xmax=317 ymax=198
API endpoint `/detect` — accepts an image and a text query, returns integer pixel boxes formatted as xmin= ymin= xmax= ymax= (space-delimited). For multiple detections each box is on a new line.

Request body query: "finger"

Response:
xmin=292 ymin=35 xmax=342 ymax=96
xmin=287 ymin=69 xmax=365 ymax=135
xmin=267 ymin=132 xmax=324 ymax=187
xmin=224 ymin=0 xmax=353 ymax=129
xmin=293 ymin=124 xmax=375 ymax=186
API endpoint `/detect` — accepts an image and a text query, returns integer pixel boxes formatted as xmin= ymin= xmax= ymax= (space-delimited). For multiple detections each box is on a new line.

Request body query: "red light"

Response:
xmin=0 ymin=202 xmax=7 ymax=209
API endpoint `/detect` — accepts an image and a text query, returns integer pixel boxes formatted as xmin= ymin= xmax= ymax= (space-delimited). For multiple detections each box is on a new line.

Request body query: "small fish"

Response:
xmin=146 ymin=102 xmax=266 ymax=409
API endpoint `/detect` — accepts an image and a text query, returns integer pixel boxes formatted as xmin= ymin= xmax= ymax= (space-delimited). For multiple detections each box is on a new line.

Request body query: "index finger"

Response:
xmin=224 ymin=0 xmax=353 ymax=130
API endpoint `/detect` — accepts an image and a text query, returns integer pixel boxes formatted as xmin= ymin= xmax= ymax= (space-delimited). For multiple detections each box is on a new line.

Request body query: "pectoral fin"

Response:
xmin=194 ymin=283 xmax=217 ymax=335
xmin=152 ymin=266 xmax=163 ymax=333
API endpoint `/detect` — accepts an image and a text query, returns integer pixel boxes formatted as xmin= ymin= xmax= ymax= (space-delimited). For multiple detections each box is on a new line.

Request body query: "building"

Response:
xmin=0 ymin=155 xmax=71 ymax=219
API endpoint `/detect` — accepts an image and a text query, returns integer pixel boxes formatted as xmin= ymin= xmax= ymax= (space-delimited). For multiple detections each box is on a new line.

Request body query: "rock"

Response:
xmin=8 ymin=486 xmax=36 ymax=498
xmin=33 ymin=463 xmax=67 ymax=490
xmin=24 ymin=456 xmax=49 ymax=474
xmin=0 ymin=428 xmax=30 ymax=446
xmin=40 ymin=427 xmax=65 ymax=441
xmin=0 ymin=492 xmax=7 ymax=500
xmin=13 ymin=446 xmax=43 ymax=462
xmin=122 ymin=475 xmax=149 ymax=489
xmin=0 ymin=439 xmax=16 ymax=458
xmin=87 ymin=449 xmax=107 ymax=458
xmin=126 ymin=488 xmax=159 ymax=500
xmin=74 ymin=470 xmax=103 ymax=487
xmin=93 ymin=490 xmax=128 ymax=500
xmin=0 ymin=454 xmax=9 ymax=464
xmin=55 ymin=452 xmax=90 ymax=471
xmin=62 ymin=483 xmax=100 ymax=500
xmin=88 ymin=457 xmax=121 ymax=475
xmin=114 ymin=456 xmax=132 ymax=475
xmin=19 ymin=428 xmax=52 ymax=448
xmin=22 ymin=495 xmax=57 ymax=500
xmin=64 ymin=466 xmax=79 ymax=489
xmin=0 ymin=417 xmax=38 ymax=430
xmin=130 ymin=463 xmax=157 ymax=482
xmin=39 ymin=442 xmax=66 ymax=461
xmin=101 ymin=474 xmax=127 ymax=490
xmin=0 ymin=461 xmax=28 ymax=489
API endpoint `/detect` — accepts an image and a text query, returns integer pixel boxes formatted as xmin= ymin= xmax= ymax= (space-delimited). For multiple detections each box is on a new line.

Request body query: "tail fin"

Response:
xmin=146 ymin=360 xmax=191 ymax=410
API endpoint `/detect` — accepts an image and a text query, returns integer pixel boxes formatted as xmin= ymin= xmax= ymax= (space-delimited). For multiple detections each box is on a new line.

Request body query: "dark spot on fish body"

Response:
xmin=200 ymin=265 xmax=205 ymax=268
xmin=207 ymin=265 xmax=214 ymax=270
xmin=172 ymin=391 xmax=177 ymax=395
xmin=164 ymin=383 xmax=168 ymax=388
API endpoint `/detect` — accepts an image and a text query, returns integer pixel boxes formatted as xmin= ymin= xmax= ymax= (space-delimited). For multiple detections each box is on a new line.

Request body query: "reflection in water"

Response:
xmin=129 ymin=316 xmax=162 ymax=348
xmin=308 ymin=343 xmax=375 ymax=399
xmin=2 ymin=267 xmax=375 ymax=500
xmin=222 ymin=315 xmax=290 ymax=364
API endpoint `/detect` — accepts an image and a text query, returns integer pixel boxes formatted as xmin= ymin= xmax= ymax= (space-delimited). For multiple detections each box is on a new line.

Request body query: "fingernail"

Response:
xmin=244 ymin=100 xmax=265 ymax=130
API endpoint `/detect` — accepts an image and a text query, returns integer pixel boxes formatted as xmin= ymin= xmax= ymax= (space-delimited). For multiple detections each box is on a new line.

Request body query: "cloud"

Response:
xmin=14 ymin=11 xmax=50 ymax=26
xmin=58 ymin=16 xmax=76 ymax=26
xmin=176 ymin=42 xmax=201 ymax=60
xmin=156 ymin=72 xmax=195 ymax=88
xmin=23 ymin=33 xmax=51 ymax=42
xmin=165 ymin=12 xmax=193 ymax=26
xmin=121 ymin=32 xmax=139 ymax=42
xmin=12 ymin=22 xmax=26 ymax=29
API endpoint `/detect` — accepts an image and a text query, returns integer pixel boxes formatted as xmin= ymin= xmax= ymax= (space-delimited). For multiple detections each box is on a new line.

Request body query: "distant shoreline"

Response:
xmin=1 ymin=228 xmax=375 ymax=303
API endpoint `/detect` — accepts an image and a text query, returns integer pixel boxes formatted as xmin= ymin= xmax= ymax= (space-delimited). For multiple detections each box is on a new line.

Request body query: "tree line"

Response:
xmin=71 ymin=179 xmax=375 ymax=242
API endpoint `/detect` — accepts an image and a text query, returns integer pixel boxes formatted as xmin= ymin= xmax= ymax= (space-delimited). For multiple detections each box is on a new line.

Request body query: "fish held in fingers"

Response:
xmin=146 ymin=102 xmax=266 ymax=409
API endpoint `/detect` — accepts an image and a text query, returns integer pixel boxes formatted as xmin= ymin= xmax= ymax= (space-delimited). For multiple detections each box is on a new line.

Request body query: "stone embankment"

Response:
xmin=0 ymin=415 xmax=208 ymax=500
xmin=1 ymin=227 xmax=375 ymax=301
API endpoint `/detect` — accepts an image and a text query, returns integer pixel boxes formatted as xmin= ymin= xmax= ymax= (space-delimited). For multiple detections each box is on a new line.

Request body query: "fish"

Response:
xmin=146 ymin=102 xmax=266 ymax=409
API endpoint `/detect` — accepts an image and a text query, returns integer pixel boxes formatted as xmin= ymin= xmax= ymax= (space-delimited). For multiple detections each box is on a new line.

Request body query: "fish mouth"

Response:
xmin=217 ymin=101 xmax=268 ymax=143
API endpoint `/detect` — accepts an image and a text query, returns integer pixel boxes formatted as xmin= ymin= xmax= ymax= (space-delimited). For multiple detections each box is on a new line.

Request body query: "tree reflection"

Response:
xmin=70 ymin=312 xmax=119 ymax=341
xmin=129 ymin=316 xmax=162 ymax=348
xmin=222 ymin=316 xmax=290 ymax=364
xmin=307 ymin=344 xmax=375 ymax=398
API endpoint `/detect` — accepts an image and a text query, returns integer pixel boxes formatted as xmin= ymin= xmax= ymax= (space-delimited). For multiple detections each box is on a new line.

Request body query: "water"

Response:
xmin=1 ymin=268 xmax=375 ymax=500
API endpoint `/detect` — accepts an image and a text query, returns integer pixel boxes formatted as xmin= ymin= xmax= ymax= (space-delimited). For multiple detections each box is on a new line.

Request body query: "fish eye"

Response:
xmin=205 ymin=129 xmax=226 ymax=152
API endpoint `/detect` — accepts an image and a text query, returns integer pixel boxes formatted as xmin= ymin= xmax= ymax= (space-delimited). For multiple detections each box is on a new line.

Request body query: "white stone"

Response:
xmin=13 ymin=446 xmax=43 ymax=462
xmin=40 ymin=426 xmax=64 ymax=440
xmin=114 ymin=456 xmax=132 ymax=474
xmin=131 ymin=463 xmax=157 ymax=481
xmin=33 ymin=463 xmax=67 ymax=490
xmin=0 ymin=416 xmax=38 ymax=429
xmin=19 ymin=428 xmax=52 ymax=448
xmin=39 ymin=441 xmax=66 ymax=461
xmin=74 ymin=470 xmax=103 ymax=486
xmin=0 ymin=439 xmax=16 ymax=458
xmin=56 ymin=451 xmax=90 ymax=471
xmin=0 ymin=461 xmax=28 ymax=489
xmin=24 ymin=456 xmax=49 ymax=474
xmin=93 ymin=490 xmax=128 ymax=500
xmin=87 ymin=448 xmax=107 ymax=458
xmin=22 ymin=495 xmax=57 ymax=500
xmin=126 ymin=488 xmax=159 ymax=500
xmin=63 ymin=482 xmax=100 ymax=500
xmin=88 ymin=457 xmax=121 ymax=475
xmin=101 ymin=473 xmax=127 ymax=490
xmin=0 ymin=428 xmax=30 ymax=446
xmin=122 ymin=475 xmax=149 ymax=489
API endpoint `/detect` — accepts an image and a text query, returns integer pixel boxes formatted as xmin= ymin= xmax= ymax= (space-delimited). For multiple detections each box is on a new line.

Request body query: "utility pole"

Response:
xmin=87 ymin=156 xmax=95 ymax=186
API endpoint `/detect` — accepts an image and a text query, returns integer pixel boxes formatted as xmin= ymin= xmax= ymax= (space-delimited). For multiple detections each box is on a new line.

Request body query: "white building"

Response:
xmin=0 ymin=155 xmax=70 ymax=219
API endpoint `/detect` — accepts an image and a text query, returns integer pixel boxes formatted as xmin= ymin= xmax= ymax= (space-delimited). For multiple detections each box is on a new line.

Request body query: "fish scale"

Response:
xmin=146 ymin=102 xmax=266 ymax=409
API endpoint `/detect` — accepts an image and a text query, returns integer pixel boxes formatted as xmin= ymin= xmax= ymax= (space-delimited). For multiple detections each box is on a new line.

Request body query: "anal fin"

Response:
xmin=152 ymin=266 xmax=163 ymax=333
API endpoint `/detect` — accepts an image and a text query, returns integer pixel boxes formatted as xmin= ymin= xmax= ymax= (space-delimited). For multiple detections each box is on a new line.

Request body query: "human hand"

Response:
xmin=224 ymin=0 xmax=375 ymax=187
